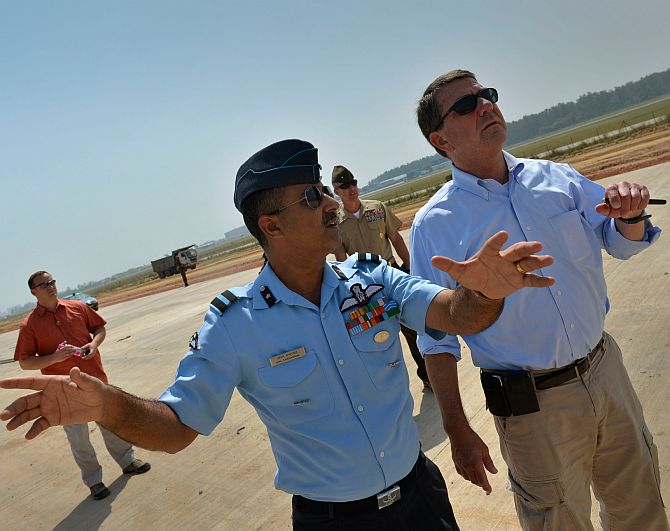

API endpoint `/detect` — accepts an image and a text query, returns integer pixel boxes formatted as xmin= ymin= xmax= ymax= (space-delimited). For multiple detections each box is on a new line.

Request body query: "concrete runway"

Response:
xmin=1 ymin=163 xmax=668 ymax=530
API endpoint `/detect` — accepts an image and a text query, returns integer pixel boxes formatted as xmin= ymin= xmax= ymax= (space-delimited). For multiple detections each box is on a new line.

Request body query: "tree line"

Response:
xmin=506 ymin=68 xmax=670 ymax=145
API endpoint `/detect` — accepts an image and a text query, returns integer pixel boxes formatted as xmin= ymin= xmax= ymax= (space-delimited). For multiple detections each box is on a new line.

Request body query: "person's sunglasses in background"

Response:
xmin=268 ymin=185 xmax=334 ymax=215
xmin=32 ymin=279 xmax=57 ymax=289
xmin=335 ymin=180 xmax=358 ymax=190
xmin=438 ymin=87 xmax=498 ymax=126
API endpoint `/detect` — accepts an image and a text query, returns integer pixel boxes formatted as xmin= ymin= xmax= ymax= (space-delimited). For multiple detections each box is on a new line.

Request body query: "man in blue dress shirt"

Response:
xmin=413 ymin=70 xmax=668 ymax=530
xmin=1 ymin=139 xmax=555 ymax=530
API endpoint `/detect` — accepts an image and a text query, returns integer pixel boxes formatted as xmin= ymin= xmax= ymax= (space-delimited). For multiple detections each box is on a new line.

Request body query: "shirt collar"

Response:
xmin=329 ymin=262 xmax=356 ymax=280
xmin=337 ymin=203 xmax=362 ymax=222
xmin=502 ymin=151 xmax=525 ymax=182
xmin=451 ymin=150 xmax=525 ymax=200
xmin=34 ymin=300 xmax=62 ymax=316
xmin=252 ymin=261 xmax=345 ymax=310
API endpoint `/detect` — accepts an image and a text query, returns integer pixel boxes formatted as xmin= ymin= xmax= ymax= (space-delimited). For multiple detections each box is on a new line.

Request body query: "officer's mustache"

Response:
xmin=323 ymin=211 xmax=338 ymax=226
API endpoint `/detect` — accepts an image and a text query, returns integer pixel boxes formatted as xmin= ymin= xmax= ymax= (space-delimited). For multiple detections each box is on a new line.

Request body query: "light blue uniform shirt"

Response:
xmin=410 ymin=152 xmax=660 ymax=370
xmin=159 ymin=255 xmax=444 ymax=501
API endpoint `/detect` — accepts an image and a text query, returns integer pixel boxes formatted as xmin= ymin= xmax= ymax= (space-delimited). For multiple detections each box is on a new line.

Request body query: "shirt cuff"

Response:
xmin=401 ymin=285 xmax=446 ymax=336
xmin=605 ymin=218 xmax=661 ymax=258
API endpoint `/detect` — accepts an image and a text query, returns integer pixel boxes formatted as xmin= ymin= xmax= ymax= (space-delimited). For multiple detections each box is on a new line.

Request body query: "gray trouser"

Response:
xmin=493 ymin=332 xmax=668 ymax=531
xmin=63 ymin=423 xmax=136 ymax=487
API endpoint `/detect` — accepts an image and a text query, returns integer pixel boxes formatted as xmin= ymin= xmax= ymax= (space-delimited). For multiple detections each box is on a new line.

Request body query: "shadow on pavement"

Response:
xmin=54 ymin=474 xmax=131 ymax=531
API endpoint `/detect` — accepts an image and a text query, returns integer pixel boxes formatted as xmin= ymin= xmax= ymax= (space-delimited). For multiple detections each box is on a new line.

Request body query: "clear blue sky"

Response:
xmin=2 ymin=0 xmax=669 ymax=313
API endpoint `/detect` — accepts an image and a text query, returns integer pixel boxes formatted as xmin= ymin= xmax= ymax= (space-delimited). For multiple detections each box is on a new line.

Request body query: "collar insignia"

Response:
xmin=260 ymin=285 xmax=277 ymax=307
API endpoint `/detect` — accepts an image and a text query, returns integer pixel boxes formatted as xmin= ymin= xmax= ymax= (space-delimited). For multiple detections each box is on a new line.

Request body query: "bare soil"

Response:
xmin=2 ymin=124 xmax=668 ymax=335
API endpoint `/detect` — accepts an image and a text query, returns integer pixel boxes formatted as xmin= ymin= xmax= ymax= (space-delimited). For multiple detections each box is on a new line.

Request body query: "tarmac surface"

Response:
xmin=1 ymin=163 xmax=669 ymax=530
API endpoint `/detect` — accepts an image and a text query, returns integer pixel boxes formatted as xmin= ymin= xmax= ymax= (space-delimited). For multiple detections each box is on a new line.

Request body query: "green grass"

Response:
xmin=508 ymin=95 xmax=670 ymax=159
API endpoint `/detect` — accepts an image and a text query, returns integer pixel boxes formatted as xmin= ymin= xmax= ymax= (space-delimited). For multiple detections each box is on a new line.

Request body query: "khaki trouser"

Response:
xmin=493 ymin=333 xmax=668 ymax=531
xmin=63 ymin=423 xmax=136 ymax=487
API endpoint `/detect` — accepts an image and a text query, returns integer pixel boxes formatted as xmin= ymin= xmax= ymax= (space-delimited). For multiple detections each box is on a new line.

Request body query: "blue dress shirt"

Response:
xmin=159 ymin=256 xmax=444 ymax=502
xmin=410 ymin=152 xmax=660 ymax=370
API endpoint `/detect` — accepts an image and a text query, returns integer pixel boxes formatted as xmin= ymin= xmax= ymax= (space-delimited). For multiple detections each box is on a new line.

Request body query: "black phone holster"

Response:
xmin=480 ymin=370 xmax=540 ymax=417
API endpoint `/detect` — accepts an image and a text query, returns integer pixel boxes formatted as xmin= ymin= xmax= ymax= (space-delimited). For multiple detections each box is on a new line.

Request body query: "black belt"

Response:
xmin=533 ymin=336 xmax=605 ymax=390
xmin=293 ymin=451 xmax=425 ymax=518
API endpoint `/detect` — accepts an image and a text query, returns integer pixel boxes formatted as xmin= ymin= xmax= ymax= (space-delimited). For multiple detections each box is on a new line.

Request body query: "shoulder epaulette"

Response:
xmin=210 ymin=290 xmax=238 ymax=316
xmin=357 ymin=252 xmax=381 ymax=264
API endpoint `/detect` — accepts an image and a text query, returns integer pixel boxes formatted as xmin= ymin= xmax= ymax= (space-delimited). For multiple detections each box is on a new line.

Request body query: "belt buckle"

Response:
xmin=376 ymin=485 xmax=401 ymax=509
xmin=577 ymin=356 xmax=590 ymax=375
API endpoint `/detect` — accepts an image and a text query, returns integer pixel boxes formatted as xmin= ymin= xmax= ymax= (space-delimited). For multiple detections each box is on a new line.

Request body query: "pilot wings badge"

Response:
xmin=339 ymin=283 xmax=384 ymax=312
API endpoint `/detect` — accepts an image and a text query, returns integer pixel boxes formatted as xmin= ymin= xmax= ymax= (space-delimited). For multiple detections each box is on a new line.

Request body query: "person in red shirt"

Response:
xmin=14 ymin=271 xmax=151 ymax=500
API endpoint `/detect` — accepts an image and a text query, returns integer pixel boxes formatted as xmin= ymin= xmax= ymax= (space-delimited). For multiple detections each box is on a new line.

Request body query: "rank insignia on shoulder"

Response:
xmin=339 ymin=283 xmax=384 ymax=312
xmin=189 ymin=332 xmax=199 ymax=350
xmin=357 ymin=253 xmax=381 ymax=264
xmin=210 ymin=290 xmax=238 ymax=316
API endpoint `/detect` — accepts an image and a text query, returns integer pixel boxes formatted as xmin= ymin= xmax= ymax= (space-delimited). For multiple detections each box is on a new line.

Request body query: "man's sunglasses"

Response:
xmin=438 ymin=87 xmax=498 ymax=125
xmin=335 ymin=180 xmax=358 ymax=190
xmin=32 ymin=279 xmax=57 ymax=289
xmin=267 ymin=185 xmax=334 ymax=215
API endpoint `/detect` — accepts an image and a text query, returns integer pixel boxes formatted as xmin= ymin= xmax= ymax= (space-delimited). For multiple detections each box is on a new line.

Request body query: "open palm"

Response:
xmin=431 ymin=231 xmax=555 ymax=300
xmin=0 ymin=368 xmax=104 ymax=440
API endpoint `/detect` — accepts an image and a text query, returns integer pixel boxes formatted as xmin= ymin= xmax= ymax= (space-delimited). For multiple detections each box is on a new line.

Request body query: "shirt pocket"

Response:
xmin=363 ymin=217 xmax=384 ymax=239
xmin=257 ymin=350 xmax=334 ymax=426
xmin=548 ymin=209 xmax=592 ymax=262
xmin=349 ymin=319 xmax=405 ymax=391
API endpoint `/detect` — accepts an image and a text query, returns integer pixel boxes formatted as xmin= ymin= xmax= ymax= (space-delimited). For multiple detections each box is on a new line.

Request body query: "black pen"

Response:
xmin=603 ymin=197 xmax=666 ymax=205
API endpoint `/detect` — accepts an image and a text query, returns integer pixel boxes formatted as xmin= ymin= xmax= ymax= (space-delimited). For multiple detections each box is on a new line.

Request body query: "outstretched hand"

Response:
xmin=431 ymin=231 xmax=555 ymax=300
xmin=0 ymin=368 xmax=105 ymax=440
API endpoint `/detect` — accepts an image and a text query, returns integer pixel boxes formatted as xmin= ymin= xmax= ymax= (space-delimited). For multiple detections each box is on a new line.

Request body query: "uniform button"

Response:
xmin=338 ymin=359 xmax=345 ymax=366
xmin=357 ymin=405 xmax=364 ymax=412
xmin=526 ymin=225 xmax=532 ymax=231
xmin=570 ymin=323 xmax=575 ymax=329
xmin=380 ymin=451 xmax=385 ymax=458
xmin=557 ymin=290 xmax=562 ymax=296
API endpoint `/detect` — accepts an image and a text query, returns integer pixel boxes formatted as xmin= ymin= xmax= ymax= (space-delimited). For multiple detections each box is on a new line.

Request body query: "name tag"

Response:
xmin=269 ymin=347 xmax=306 ymax=367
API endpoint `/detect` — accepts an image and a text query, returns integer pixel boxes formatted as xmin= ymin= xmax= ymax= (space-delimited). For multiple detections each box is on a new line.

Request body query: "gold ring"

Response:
xmin=516 ymin=262 xmax=527 ymax=275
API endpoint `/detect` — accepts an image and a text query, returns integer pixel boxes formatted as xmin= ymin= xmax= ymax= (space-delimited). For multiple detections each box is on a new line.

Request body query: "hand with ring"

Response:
xmin=430 ymin=231 xmax=555 ymax=300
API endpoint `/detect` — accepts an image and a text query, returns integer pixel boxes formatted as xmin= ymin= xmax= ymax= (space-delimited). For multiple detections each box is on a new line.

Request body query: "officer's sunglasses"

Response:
xmin=268 ymin=185 xmax=334 ymax=215
xmin=438 ymin=87 xmax=498 ymax=125
xmin=32 ymin=279 xmax=57 ymax=289
xmin=335 ymin=180 xmax=358 ymax=190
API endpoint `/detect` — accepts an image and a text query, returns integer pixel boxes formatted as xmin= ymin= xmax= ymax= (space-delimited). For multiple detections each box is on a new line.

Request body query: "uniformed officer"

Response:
xmin=0 ymin=139 xmax=555 ymax=531
xmin=331 ymin=165 xmax=431 ymax=390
